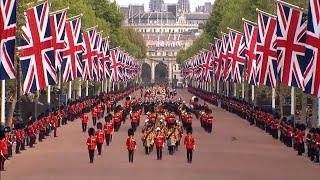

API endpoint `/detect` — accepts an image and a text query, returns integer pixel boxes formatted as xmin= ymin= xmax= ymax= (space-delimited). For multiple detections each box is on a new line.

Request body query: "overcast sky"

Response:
xmin=115 ymin=0 xmax=215 ymax=12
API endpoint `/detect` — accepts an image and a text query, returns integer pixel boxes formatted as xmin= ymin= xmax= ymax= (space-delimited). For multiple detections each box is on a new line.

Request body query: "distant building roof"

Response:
xmin=184 ymin=13 xmax=210 ymax=20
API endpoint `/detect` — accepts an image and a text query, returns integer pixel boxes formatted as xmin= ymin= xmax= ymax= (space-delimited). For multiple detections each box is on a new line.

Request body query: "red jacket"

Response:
xmin=184 ymin=135 xmax=195 ymax=150
xmin=155 ymin=134 xmax=165 ymax=148
xmin=0 ymin=140 xmax=8 ymax=155
xmin=91 ymin=108 xmax=97 ymax=118
xmin=126 ymin=137 xmax=136 ymax=150
xmin=82 ymin=114 xmax=89 ymax=123
xmin=104 ymin=123 xmax=113 ymax=134
xmin=95 ymin=130 xmax=105 ymax=144
xmin=15 ymin=130 xmax=22 ymax=142
xmin=38 ymin=120 xmax=45 ymax=131
xmin=52 ymin=116 xmax=59 ymax=127
xmin=86 ymin=136 xmax=97 ymax=150
xmin=28 ymin=126 xmax=36 ymax=137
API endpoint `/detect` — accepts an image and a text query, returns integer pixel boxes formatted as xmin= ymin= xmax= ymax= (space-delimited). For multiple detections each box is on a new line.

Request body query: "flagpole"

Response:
xmin=251 ymin=85 xmax=255 ymax=102
xmin=242 ymin=82 xmax=245 ymax=99
xmin=85 ymin=80 xmax=89 ymax=96
xmin=291 ymin=87 xmax=295 ymax=117
xmin=1 ymin=80 xmax=5 ymax=125
xmin=78 ymin=79 xmax=82 ymax=98
xmin=272 ymin=88 xmax=276 ymax=109
xmin=234 ymin=83 xmax=237 ymax=97
xmin=68 ymin=81 xmax=72 ymax=100
xmin=47 ymin=85 xmax=51 ymax=107
xmin=217 ymin=80 xmax=220 ymax=94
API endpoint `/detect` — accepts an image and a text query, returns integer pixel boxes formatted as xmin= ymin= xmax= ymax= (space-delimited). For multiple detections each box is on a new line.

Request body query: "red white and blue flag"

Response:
xmin=256 ymin=10 xmax=277 ymax=88
xmin=276 ymin=1 xmax=307 ymax=89
xmin=228 ymin=29 xmax=246 ymax=84
xmin=304 ymin=0 xmax=320 ymax=97
xmin=221 ymin=33 xmax=230 ymax=82
xmin=0 ymin=0 xmax=16 ymax=80
xmin=95 ymin=31 xmax=105 ymax=81
xmin=18 ymin=2 xmax=57 ymax=94
xmin=243 ymin=20 xmax=258 ymax=86
xmin=101 ymin=37 xmax=110 ymax=79
xmin=109 ymin=48 xmax=123 ymax=82
xmin=49 ymin=9 xmax=67 ymax=71
xmin=201 ymin=51 xmax=214 ymax=82
xmin=62 ymin=16 xmax=83 ymax=82
xmin=213 ymin=38 xmax=224 ymax=81
xmin=82 ymin=27 xmax=98 ymax=81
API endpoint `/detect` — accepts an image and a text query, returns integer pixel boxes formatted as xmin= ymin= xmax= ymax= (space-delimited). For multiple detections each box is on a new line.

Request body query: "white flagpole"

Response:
xmin=234 ymin=83 xmax=237 ymax=97
xmin=217 ymin=80 xmax=220 ymax=94
xmin=104 ymin=79 xmax=108 ymax=93
xmin=251 ymin=85 xmax=255 ymax=102
xmin=291 ymin=87 xmax=295 ymax=115
xmin=68 ymin=81 xmax=72 ymax=99
xmin=1 ymin=80 xmax=5 ymax=125
xmin=272 ymin=88 xmax=276 ymax=109
xmin=47 ymin=85 xmax=51 ymax=105
xmin=78 ymin=79 xmax=82 ymax=98
xmin=241 ymin=82 xmax=245 ymax=99
xmin=86 ymin=80 xmax=89 ymax=96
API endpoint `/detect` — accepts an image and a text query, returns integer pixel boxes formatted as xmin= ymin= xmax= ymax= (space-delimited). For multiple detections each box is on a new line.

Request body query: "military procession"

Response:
xmin=1 ymin=0 xmax=320 ymax=179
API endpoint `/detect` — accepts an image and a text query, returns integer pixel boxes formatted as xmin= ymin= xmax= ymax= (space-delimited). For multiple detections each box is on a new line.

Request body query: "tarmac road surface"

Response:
xmin=1 ymin=89 xmax=319 ymax=180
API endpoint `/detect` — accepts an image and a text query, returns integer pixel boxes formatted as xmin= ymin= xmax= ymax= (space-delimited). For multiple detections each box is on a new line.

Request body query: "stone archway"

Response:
xmin=141 ymin=63 xmax=151 ymax=84
xmin=155 ymin=62 xmax=168 ymax=84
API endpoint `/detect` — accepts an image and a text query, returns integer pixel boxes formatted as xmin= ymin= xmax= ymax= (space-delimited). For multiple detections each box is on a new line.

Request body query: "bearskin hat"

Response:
xmin=0 ymin=126 xmax=5 ymax=140
xmin=187 ymin=126 xmax=193 ymax=134
xmin=88 ymin=128 xmax=95 ymax=136
xmin=128 ymin=128 xmax=134 ymax=136
xmin=97 ymin=122 xmax=103 ymax=130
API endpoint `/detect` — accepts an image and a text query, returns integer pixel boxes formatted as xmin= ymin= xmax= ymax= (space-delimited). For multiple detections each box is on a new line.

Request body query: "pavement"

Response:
xmin=1 ymin=89 xmax=319 ymax=180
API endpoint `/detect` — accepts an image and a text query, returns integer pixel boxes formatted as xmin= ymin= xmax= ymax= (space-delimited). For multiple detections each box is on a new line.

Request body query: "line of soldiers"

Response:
xmin=0 ymin=87 xmax=138 ymax=171
xmin=188 ymin=86 xmax=320 ymax=164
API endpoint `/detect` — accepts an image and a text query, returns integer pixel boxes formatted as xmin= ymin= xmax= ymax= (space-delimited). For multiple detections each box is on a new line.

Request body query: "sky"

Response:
xmin=114 ymin=0 xmax=215 ymax=12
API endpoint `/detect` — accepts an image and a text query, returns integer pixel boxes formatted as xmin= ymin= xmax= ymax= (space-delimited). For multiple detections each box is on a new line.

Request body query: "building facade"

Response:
xmin=149 ymin=0 xmax=165 ymax=12
xmin=121 ymin=4 xmax=209 ymax=86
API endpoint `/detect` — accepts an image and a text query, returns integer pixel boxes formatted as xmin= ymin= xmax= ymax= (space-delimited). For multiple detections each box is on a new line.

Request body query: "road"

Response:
xmin=1 ymin=89 xmax=319 ymax=180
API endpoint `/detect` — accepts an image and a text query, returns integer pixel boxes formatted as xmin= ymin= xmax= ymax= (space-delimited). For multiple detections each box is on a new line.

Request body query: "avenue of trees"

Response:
xmin=2 ymin=0 xmax=147 ymax=125
xmin=177 ymin=0 xmax=316 ymax=125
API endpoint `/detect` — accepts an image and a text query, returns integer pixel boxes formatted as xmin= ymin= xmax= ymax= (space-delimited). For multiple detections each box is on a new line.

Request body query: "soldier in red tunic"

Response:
xmin=86 ymin=128 xmax=97 ymax=163
xmin=92 ymin=107 xmax=98 ymax=126
xmin=126 ymin=128 xmax=136 ymax=163
xmin=52 ymin=113 xmax=59 ymax=137
xmin=14 ymin=125 xmax=23 ymax=154
xmin=28 ymin=122 xmax=36 ymax=148
xmin=0 ymin=126 xmax=8 ymax=171
xmin=104 ymin=115 xmax=113 ymax=146
xmin=81 ymin=113 xmax=89 ymax=132
xmin=184 ymin=127 xmax=195 ymax=163
xmin=155 ymin=127 xmax=165 ymax=160
xmin=95 ymin=122 xmax=105 ymax=155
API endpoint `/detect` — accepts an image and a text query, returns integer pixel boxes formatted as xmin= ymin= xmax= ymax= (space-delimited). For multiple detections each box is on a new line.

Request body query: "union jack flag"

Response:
xmin=304 ymin=0 xmax=320 ymax=97
xmin=256 ymin=10 xmax=277 ymax=88
xmin=243 ymin=20 xmax=258 ymax=85
xmin=101 ymin=37 xmax=110 ymax=79
xmin=109 ymin=48 xmax=123 ymax=82
xmin=82 ymin=27 xmax=98 ymax=81
xmin=49 ymin=9 xmax=67 ymax=71
xmin=62 ymin=16 xmax=83 ymax=82
xmin=18 ymin=2 xmax=57 ymax=94
xmin=201 ymin=51 xmax=214 ymax=82
xmin=277 ymin=2 xmax=307 ymax=89
xmin=228 ymin=29 xmax=246 ymax=84
xmin=0 ymin=0 xmax=16 ymax=80
xmin=94 ymin=31 xmax=103 ymax=81
xmin=221 ymin=33 xmax=231 ymax=82
xmin=213 ymin=38 xmax=224 ymax=81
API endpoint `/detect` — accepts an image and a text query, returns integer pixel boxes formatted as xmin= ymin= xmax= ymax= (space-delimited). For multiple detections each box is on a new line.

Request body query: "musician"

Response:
xmin=103 ymin=115 xmax=113 ymax=146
